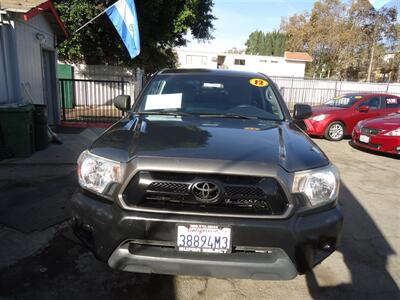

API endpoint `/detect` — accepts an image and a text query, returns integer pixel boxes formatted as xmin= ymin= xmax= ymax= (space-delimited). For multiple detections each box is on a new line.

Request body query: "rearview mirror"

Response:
xmin=114 ymin=95 xmax=131 ymax=112
xmin=293 ymin=104 xmax=312 ymax=120
xmin=358 ymin=105 xmax=369 ymax=113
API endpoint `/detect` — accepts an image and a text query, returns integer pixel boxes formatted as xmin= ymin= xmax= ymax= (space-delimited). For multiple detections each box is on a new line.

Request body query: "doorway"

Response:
xmin=42 ymin=49 xmax=59 ymax=124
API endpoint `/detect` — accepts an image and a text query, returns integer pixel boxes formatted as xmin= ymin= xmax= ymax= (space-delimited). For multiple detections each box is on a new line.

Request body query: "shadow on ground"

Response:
xmin=0 ymin=166 xmax=175 ymax=300
xmin=0 ymin=231 xmax=175 ymax=300
xmin=0 ymin=171 xmax=76 ymax=233
xmin=305 ymin=183 xmax=399 ymax=299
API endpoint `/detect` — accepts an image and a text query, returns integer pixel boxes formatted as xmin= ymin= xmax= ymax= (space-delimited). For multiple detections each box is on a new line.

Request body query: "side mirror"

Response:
xmin=358 ymin=105 xmax=369 ymax=113
xmin=293 ymin=104 xmax=313 ymax=120
xmin=114 ymin=95 xmax=131 ymax=112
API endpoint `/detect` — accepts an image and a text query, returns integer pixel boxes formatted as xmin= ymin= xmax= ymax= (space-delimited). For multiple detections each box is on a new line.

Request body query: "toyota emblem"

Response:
xmin=191 ymin=181 xmax=221 ymax=203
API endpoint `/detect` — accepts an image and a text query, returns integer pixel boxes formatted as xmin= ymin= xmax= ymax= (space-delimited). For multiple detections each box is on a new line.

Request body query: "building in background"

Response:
xmin=174 ymin=49 xmax=313 ymax=78
xmin=0 ymin=0 xmax=67 ymax=124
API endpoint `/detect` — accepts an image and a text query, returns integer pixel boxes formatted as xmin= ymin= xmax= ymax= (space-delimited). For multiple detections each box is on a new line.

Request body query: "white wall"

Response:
xmin=175 ymin=50 xmax=218 ymax=69
xmin=221 ymin=54 xmax=306 ymax=77
xmin=174 ymin=50 xmax=307 ymax=77
xmin=14 ymin=13 xmax=55 ymax=105
xmin=0 ymin=21 xmax=21 ymax=104
xmin=72 ymin=64 xmax=137 ymax=81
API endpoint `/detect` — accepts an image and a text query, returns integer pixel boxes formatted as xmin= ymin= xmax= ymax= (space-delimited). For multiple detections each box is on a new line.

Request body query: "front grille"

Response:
xmin=367 ymin=143 xmax=380 ymax=149
xmin=361 ymin=127 xmax=382 ymax=135
xmin=122 ymin=171 xmax=289 ymax=216
xmin=147 ymin=182 xmax=189 ymax=194
xmin=224 ymin=186 xmax=265 ymax=198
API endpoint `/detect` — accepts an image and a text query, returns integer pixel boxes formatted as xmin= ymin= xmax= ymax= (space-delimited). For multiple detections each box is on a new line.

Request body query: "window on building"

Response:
xmin=186 ymin=55 xmax=207 ymax=65
xmin=234 ymin=59 xmax=246 ymax=65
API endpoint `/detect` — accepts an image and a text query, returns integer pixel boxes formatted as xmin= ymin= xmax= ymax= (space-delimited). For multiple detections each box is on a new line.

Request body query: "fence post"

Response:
xmin=61 ymin=80 xmax=66 ymax=122
xmin=121 ymin=78 xmax=125 ymax=117
xmin=334 ymin=80 xmax=338 ymax=96
xmin=290 ymin=76 xmax=294 ymax=109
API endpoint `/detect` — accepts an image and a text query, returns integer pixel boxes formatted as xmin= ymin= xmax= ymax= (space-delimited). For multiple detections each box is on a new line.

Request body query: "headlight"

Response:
xmin=384 ymin=128 xmax=400 ymax=136
xmin=77 ymin=150 xmax=122 ymax=194
xmin=292 ymin=164 xmax=340 ymax=207
xmin=311 ymin=114 xmax=328 ymax=122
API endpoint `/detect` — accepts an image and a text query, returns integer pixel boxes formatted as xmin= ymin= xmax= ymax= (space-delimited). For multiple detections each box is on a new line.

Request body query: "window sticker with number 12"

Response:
xmin=249 ymin=78 xmax=268 ymax=87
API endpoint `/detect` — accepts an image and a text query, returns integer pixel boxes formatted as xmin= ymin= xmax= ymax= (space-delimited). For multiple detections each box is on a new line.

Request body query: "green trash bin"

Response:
xmin=0 ymin=103 xmax=35 ymax=157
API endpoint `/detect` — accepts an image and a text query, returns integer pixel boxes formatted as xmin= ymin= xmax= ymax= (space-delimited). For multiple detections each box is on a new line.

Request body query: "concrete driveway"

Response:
xmin=0 ymin=136 xmax=399 ymax=300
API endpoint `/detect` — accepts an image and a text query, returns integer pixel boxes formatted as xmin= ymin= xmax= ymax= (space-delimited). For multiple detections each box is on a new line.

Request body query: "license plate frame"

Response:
xmin=359 ymin=134 xmax=370 ymax=144
xmin=176 ymin=224 xmax=232 ymax=254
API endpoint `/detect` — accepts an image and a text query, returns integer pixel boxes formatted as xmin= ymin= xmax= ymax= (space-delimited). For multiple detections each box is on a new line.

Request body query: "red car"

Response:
xmin=352 ymin=113 xmax=400 ymax=155
xmin=304 ymin=93 xmax=400 ymax=141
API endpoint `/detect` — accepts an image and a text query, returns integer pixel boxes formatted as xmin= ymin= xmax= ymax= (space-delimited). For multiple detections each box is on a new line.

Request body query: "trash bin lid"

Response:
xmin=0 ymin=103 xmax=35 ymax=112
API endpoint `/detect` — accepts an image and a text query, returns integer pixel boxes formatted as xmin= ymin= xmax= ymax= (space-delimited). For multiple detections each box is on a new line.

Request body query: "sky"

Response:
xmin=183 ymin=0 xmax=400 ymax=52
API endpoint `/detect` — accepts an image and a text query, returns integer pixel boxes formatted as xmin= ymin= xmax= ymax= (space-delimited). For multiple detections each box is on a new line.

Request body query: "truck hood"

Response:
xmin=90 ymin=114 xmax=329 ymax=173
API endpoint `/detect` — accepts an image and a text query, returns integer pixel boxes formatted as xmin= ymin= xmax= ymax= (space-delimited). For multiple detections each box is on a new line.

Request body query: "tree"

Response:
xmin=54 ymin=0 xmax=215 ymax=73
xmin=245 ymin=30 xmax=287 ymax=56
xmin=280 ymin=0 xmax=398 ymax=81
xmin=225 ymin=47 xmax=245 ymax=54
xmin=281 ymin=0 xmax=353 ymax=78
xmin=349 ymin=0 xmax=397 ymax=81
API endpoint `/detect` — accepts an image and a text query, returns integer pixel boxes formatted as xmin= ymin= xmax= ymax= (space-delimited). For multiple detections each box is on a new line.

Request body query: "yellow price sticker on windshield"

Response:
xmin=355 ymin=96 xmax=363 ymax=99
xmin=244 ymin=127 xmax=260 ymax=131
xmin=249 ymin=78 xmax=268 ymax=87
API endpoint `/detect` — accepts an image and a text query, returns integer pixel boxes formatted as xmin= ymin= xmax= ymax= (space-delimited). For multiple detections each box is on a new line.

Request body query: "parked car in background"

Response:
xmin=352 ymin=113 xmax=400 ymax=155
xmin=303 ymin=93 xmax=400 ymax=141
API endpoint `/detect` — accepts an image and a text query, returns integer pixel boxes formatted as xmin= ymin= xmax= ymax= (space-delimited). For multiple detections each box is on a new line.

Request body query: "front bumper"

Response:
xmin=303 ymin=119 xmax=329 ymax=136
xmin=352 ymin=130 xmax=400 ymax=155
xmin=72 ymin=191 xmax=343 ymax=280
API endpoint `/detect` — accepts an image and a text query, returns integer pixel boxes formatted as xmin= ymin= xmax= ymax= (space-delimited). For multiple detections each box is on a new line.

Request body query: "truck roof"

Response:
xmin=159 ymin=68 xmax=268 ymax=78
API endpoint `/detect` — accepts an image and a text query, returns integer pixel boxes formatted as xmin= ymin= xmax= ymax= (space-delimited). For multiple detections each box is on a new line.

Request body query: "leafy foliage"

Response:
xmin=280 ymin=0 xmax=398 ymax=81
xmin=245 ymin=30 xmax=287 ymax=56
xmin=54 ymin=0 xmax=215 ymax=73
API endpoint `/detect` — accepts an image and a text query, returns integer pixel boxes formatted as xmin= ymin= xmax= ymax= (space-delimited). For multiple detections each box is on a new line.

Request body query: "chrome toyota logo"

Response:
xmin=191 ymin=181 xmax=220 ymax=203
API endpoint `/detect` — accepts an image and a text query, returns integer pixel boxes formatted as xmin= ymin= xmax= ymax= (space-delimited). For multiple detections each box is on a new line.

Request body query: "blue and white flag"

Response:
xmin=106 ymin=0 xmax=140 ymax=58
xmin=368 ymin=0 xmax=392 ymax=10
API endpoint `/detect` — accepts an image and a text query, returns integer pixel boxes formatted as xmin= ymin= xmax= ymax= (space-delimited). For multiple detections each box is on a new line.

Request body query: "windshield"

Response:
xmin=325 ymin=95 xmax=363 ymax=108
xmin=136 ymin=74 xmax=285 ymax=121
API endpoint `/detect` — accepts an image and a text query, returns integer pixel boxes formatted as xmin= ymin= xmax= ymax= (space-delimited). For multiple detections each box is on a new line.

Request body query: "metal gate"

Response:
xmin=59 ymin=78 xmax=135 ymax=124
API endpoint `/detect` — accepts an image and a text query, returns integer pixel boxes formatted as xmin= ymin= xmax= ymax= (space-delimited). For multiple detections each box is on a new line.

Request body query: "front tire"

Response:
xmin=325 ymin=121 xmax=345 ymax=141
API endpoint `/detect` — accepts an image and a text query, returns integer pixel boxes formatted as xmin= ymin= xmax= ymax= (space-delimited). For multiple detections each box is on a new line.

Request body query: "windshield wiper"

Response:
xmin=197 ymin=113 xmax=257 ymax=120
xmin=136 ymin=112 xmax=278 ymax=121
xmin=198 ymin=113 xmax=277 ymax=121
xmin=136 ymin=111 xmax=193 ymax=117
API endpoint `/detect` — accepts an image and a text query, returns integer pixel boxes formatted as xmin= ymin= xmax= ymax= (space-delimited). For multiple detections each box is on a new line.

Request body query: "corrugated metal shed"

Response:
xmin=0 ymin=0 xmax=66 ymax=123
xmin=0 ymin=0 xmax=68 ymax=40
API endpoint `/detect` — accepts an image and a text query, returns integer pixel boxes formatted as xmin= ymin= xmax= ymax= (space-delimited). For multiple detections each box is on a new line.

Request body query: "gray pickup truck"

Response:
xmin=72 ymin=69 xmax=343 ymax=280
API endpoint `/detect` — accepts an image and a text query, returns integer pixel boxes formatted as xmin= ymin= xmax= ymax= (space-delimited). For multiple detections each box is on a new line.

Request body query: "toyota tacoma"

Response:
xmin=72 ymin=69 xmax=343 ymax=280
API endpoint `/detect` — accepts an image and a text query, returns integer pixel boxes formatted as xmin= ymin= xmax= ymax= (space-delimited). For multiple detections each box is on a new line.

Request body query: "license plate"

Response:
xmin=359 ymin=134 xmax=370 ymax=143
xmin=176 ymin=224 xmax=231 ymax=253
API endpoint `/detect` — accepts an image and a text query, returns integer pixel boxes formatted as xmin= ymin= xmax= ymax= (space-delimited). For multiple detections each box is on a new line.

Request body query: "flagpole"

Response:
xmin=75 ymin=8 xmax=110 ymax=33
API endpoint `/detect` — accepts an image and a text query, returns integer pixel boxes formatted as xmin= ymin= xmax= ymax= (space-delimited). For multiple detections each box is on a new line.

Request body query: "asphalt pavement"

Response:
xmin=0 ymin=133 xmax=399 ymax=300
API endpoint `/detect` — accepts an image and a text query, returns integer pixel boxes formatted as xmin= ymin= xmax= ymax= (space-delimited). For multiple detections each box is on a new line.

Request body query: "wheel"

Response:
xmin=325 ymin=121 xmax=345 ymax=141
